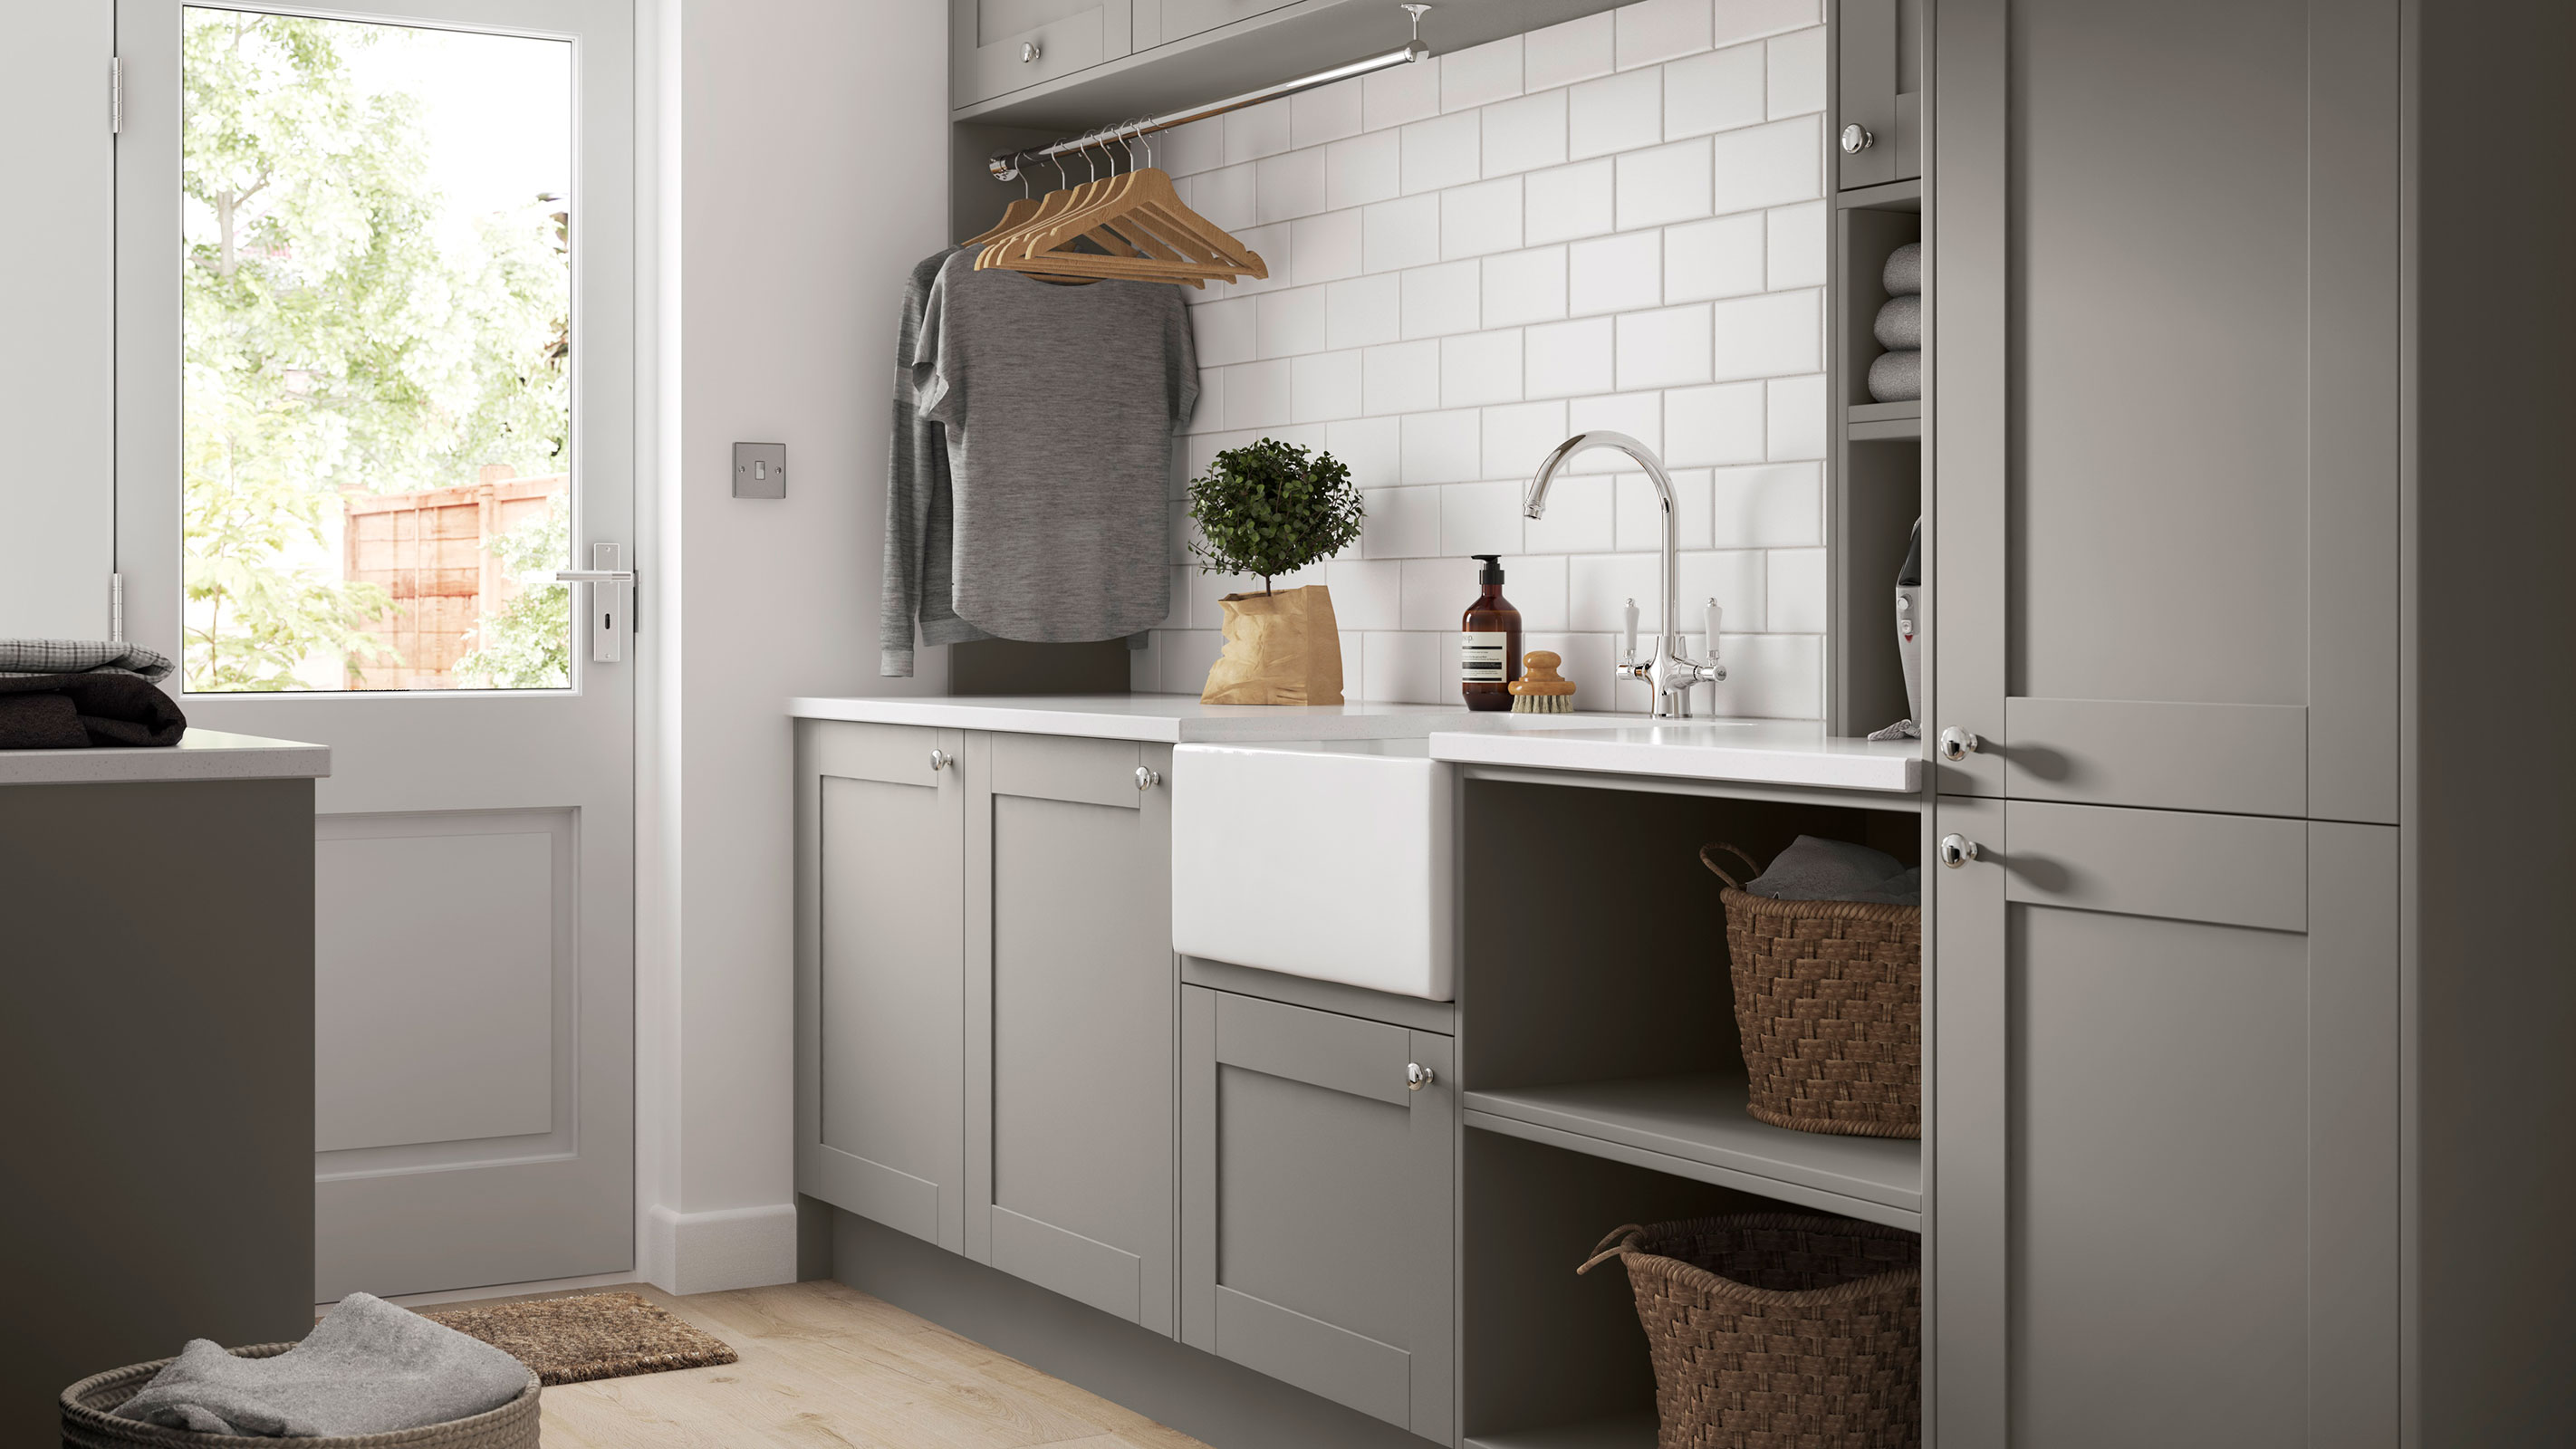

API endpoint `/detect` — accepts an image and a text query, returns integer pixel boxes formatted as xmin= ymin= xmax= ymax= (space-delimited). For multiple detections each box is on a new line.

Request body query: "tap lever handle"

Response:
xmin=1704 ymin=600 xmax=1722 ymax=661
xmin=1622 ymin=598 xmax=1640 ymax=659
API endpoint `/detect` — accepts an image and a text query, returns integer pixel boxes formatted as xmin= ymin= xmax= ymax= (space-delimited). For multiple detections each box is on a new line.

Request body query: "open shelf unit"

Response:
xmin=1828 ymin=178 xmax=1926 ymax=736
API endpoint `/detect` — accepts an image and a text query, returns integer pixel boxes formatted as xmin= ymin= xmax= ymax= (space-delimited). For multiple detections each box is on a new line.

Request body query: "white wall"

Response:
xmin=0 ymin=0 xmax=114 ymax=638
xmin=636 ymin=0 xmax=950 ymax=1294
xmin=1139 ymin=0 xmax=1831 ymax=716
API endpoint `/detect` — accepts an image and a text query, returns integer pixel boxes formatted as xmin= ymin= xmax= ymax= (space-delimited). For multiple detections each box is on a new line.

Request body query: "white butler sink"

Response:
xmin=1171 ymin=739 xmax=1456 ymax=1002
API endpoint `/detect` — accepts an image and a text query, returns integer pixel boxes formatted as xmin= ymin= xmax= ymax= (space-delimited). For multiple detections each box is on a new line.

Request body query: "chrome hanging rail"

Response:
xmin=987 ymin=41 xmax=1431 ymax=182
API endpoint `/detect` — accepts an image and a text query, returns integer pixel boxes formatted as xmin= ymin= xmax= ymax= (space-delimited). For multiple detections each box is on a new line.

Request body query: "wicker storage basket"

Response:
xmin=1701 ymin=843 xmax=1920 ymax=1139
xmin=61 ymin=1344 xmax=543 ymax=1449
xmin=1579 ymin=1214 xmax=1921 ymax=1449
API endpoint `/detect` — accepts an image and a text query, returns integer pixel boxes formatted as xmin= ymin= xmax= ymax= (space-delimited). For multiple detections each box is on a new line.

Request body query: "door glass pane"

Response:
xmin=180 ymin=9 xmax=573 ymax=692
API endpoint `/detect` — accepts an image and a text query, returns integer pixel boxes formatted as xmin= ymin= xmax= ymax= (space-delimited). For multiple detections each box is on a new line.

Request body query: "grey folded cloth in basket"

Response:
xmin=1873 ymin=293 xmax=1922 ymax=350
xmin=113 ymin=1292 xmax=530 ymax=1438
xmin=0 ymin=638 xmax=174 ymax=680
xmin=1882 ymin=241 xmax=1922 ymax=296
xmin=1868 ymin=349 xmax=1922 ymax=403
xmin=1746 ymin=835 xmax=1921 ymax=906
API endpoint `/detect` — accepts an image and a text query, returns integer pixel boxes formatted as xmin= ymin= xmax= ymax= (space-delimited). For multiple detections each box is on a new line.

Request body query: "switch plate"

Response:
xmin=732 ymin=442 xmax=786 ymax=498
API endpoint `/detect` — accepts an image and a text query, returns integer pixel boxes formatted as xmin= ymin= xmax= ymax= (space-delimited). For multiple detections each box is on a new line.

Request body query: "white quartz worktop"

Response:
xmin=1429 ymin=719 xmax=1925 ymax=792
xmin=791 ymin=693 xmax=1498 ymax=743
xmin=0 ymin=728 xmax=331 ymax=786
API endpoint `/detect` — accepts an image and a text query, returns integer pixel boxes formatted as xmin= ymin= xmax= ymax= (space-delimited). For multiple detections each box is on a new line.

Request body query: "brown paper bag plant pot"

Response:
xmin=1185 ymin=437 xmax=1363 ymax=705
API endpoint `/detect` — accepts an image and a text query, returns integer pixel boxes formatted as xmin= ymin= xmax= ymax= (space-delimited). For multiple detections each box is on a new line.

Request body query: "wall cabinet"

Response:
xmin=952 ymin=0 xmax=1133 ymax=107
xmin=1180 ymin=987 xmax=1455 ymax=1442
xmin=1833 ymin=0 xmax=1922 ymax=189
xmin=1136 ymin=0 xmax=1299 ymax=50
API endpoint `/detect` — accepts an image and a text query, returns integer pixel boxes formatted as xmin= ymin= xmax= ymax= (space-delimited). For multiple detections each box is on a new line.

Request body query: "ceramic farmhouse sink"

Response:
xmin=1170 ymin=738 xmax=1457 ymax=1002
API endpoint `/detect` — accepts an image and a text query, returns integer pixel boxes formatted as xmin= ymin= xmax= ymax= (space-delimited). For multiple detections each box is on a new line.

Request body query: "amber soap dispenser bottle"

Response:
xmin=1460 ymin=554 xmax=1523 ymax=712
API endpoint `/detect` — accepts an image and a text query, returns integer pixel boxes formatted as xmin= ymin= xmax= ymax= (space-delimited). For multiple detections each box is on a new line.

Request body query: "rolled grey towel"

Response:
xmin=1882 ymin=241 xmax=1922 ymax=296
xmin=1745 ymin=835 xmax=1921 ymax=906
xmin=1874 ymin=293 xmax=1922 ymax=350
xmin=114 ymin=1292 xmax=531 ymax=1437
xmin=1869 ymin=349 xmax=1922 ymax=402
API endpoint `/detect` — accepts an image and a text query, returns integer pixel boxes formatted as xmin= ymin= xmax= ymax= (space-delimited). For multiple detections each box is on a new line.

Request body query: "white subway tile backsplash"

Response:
xmin=1226 ymin=99 xmax=1294 ymax=165
xmin=1441 ymin=481 xmax=1526 ymax=555
xmin=1664 ymin=212 xmax=1765 ymax=301
xmin=1767 ymin=546 xmax=1826 ymax=631
xmin=1328 ymin=415 xmax=1402 ymax=485
xmin=1365 ymin=55 xmax=1443 ymax=131
xmin=1520 ymin=471 xmax=1617 ymax=552
xmin=1293 ymin=350 xmax=1364 ymax=423
xmin=1712 ymin=0 xmax=1821 ymax=48
xmin=1707 ymin=630 xmax=1821 ymax=717
xmin=1161 ymin=118 xmax=1225 ymax=178
xmin=1234 ymin=224 xmax=1293 ymax=296
xmin=1196 ymin=162 xmax=1256 ymax=230
xmin=1677 ymin=549 xmax=1768 ymax=630
xmin=1365 ymin=629 xmax=1443 ymax=704
xmin=1442 ymin=329 xmax=1524 ymax=407
xmin=1339 ymin=629 xmax=1367 ymax=696
xmin=1187 ymin=369 xmax=1227 ymax=436
xmin=1365 ymin=194 xmax=1443 ymax=273
xmin=1294 ymin=78 xmax=1366 ymax=149
xmin=1362 ymin=485 xmax=1439 ymax=557
xmin=1617 ymin=468 xmax=1714 ymax=550
xmin=1326 ymin=557 xmax=1405 ymax=629
xmin=1710 ymin=287 xmax=1820 ymax=379
xmin=1226 ymin=359 xmax=1293 ymax=429
xmin=1569 ymin=68 xmax=1663 ymax=160
xmin=1326 ymin=272 xmax=1403 ymax=350
xmin=1710 ymin=462 xmax=1821 ymax=546
xmin=1483 ymin=245 xmax=1570 ymax=326
xmin=1525 ymin=315 xmax=1616 ymax=398
xmin=1482 ymin=399 xmax=1572 ymax=479
xmin=1764 ymin=201 xmax=1827 ymax=290
xmin=1439 ymin=177 xmax=1524 ymax=259
xmin=1618 ymin=303 xmax=1715 ymax=389
xmin=1572 ymin=551 xmax=1664 ymax=631
xmin=1402 ymin=555 xmax=1485 ymax=629
xmin=1665 ymin=379 xmax=1767 ymax=464
xmin=1482 ymin=91 xmax=1570 ymax=178
xmin=1195 ymin=295 xmax=1257 ymax=367
xmin=1255 ymin=149 xmax=1329 ymax=225
xmin=1525 ymin=12 xmax=1616 ymax=91
xmin=1617 ymin=137 xmax=1716 ymax=230
xmin=1129 ymin=630 xmax=1163 ymax=693
xmin=1364 ymin=339 xmax=1443 ymax=415
xmin=1616 ymin=0 xmax=1715 ymax=70
xmin=1570 ymin=231 xmax=1664 ymax=316
xmin=1710 ymin=115 xmax=1821 ymax=215
xmin=1163 ymin=629 xmax=1226 ymax=695
xmin=1402 ymin=408 xmax=1484 ymax=484
xmin=1766 ymin=28 xmax=1827 ymax=117
xmin=1664 ymin=43 xmax=1766 ymax=139
xmin=1443 ymin=36 xmax=1524 ymax=111
xmin=1403 ymin=259 xmax=1485 ymax=340
xmin=1524 ymin=158 xmax=1618 ymax=245
xmin=1766 ymin=373 xmax=1826 ymax=460
xmin=1327 ymin=131 xmax=1403 ymax=210
xmin=1501 ymin=553 xmax=1571 ymax=630
xmin=1294 ymin=208 xmax=1366 ymax=285
xmin=1258 ymin=285 xmax=1330 ymax=359
xmin=1401 ymin=111 xmax=1483 ymax=195
xmin=1567 ymin=391 xmax=1664 ymax=464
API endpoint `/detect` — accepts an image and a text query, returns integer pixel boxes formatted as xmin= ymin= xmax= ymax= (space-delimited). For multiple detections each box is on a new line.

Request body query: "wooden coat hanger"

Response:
xmin=982 ymin=130 xmax=1265 ymax=287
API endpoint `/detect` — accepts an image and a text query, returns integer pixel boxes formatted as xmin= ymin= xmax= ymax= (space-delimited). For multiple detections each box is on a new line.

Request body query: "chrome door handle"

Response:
xmin=1939 ymin=833 xmax=1981 ymax=868
xmin=1021 ymin=40 xmax=1041 ymax=62
xmin=555 ymin=543 xmax=633 ymax=664
xmin=929 ymin=749 xmax=953 ymax=772
xmin=1939 ymin=726 xmax=1980 ymax=762
xmin=1406 ymin=1062 xmax=1436 ymax=1090
xmin=1136 ymin=766 xmax=1161 ymax=791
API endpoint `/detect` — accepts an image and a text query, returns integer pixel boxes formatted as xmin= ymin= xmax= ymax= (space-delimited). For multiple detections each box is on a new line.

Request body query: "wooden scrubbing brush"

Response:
xmin=1508 ymin=651 xmax=1576 ymax=714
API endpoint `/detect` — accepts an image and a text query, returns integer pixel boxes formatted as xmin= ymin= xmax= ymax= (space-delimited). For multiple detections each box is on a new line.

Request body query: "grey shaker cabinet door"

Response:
xmin=796 ymin=720 xmax=971 ymax=1253
xmin=966 ymin=732 xmax=1179 ymax=1335
xmin=1931 ymin=795 xmax=2398 ymax=1447
xmin=1140 ymin=0 xmax=1297 ymax=48
xmin=1833 ymin=0 xmax=1922 ymax=188
xmin=1933 ymin=0 xmax=2398 ymax=821
xmin=1181 ymin=987 xmax=1456 ymax=1441
xmin=953 ymin=0 xmax=1132 ymax=107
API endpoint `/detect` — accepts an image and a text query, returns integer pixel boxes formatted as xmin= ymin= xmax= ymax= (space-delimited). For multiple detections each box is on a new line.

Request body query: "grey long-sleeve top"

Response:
xmin=879 ymin=247 xmax=993 ymax=676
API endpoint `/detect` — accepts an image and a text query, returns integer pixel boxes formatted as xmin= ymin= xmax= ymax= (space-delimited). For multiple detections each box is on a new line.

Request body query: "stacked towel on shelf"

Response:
xmin=0 ymin=639 xmax=186 ymax=750
xmin=1869 ymin=242 xmax=1923 ymax=403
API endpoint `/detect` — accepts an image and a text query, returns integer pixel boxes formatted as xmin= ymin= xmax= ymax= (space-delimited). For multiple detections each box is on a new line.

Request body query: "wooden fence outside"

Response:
xmin=341 ymin=466 xmax=568 ymax=689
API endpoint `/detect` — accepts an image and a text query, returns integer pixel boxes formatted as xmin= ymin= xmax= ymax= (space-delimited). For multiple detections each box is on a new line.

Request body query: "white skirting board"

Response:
xmin=642 ymin=1201 xmax=799 ymax=1296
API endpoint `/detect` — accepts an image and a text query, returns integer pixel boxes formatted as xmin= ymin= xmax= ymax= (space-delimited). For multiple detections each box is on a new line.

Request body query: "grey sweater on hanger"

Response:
xmin=879 ymin=247 xmax=995 ymax=676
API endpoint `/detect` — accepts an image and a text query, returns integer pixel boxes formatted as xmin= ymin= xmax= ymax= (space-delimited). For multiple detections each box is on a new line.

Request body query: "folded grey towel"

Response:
xmin=1882 ymin=241 xmax=1922 ymax=296
xmin=0 ymin=638 xmax=174 ymax=681
xmin=1868 ymin=718 xmax=1921 ymax=742
xmin=114 ymin=1292 xmax=530 ymax=1438
xmin=1874 ymin=293 xmax=1922 ymax=350
xmin=1746 ymin=835 xmax=1920 ymax=907
xmin=1869 ymin=349 xmax=1922 ymax=402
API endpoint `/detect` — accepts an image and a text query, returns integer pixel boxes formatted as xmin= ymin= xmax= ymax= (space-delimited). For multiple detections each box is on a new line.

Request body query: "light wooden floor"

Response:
xmin=445 ymin=1279 xmax=1213 ymax=1449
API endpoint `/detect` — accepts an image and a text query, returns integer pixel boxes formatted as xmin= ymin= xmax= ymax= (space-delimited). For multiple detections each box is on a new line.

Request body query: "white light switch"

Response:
xmin=733 ymin=441 xmax=786 ymax=499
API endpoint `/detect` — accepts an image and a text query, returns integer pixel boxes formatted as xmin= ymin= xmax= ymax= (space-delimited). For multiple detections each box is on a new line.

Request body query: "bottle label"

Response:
xmin=1461 ymin=631 xmax=1508 ymax=683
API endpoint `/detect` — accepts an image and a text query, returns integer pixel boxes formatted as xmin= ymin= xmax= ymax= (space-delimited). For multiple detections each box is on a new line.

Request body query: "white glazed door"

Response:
xmin=115 ymin=0 xmax=635 ymax=1300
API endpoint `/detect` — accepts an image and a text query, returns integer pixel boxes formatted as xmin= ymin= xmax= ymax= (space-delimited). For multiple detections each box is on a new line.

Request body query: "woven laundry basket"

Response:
xmin=61 ymin=1344 xmax=542 ymax=1449
xmin=1701 ymin=843 xmax=1921 ymax=1138
xmin=1579 ymin=1214 xmax=1921 ymax=1449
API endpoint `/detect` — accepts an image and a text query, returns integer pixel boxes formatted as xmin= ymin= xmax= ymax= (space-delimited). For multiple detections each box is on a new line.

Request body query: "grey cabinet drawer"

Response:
xmin=954 ymin=0 xmax=1133 ymax=107
xmin=1182 ymin=987 xmax=1455 ymax=1440
xmin=795 ymin=720 xmax=970 ymax=1253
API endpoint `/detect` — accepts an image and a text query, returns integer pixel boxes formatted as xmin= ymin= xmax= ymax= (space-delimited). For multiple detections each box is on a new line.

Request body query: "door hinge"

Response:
xmin=110 ymin=56 xmax=122 ymax=134
xmin=110 ymin=573 xmax=125 ymax=642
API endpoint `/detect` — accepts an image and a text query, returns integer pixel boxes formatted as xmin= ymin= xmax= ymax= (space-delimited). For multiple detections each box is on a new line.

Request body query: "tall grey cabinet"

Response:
xmin=1927 ymin=0 xmax=2404 ymax=1444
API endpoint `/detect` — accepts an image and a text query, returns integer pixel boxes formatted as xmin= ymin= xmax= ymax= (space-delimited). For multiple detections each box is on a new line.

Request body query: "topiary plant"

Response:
xmin=1185 ymin=437 xmax=1365 ymax=595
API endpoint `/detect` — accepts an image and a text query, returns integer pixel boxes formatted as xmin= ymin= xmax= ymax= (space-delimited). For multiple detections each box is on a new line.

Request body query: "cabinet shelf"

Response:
xmin=1465 ymin=1410 xmax=1658 ymax=1449
xmin=1463 ymin=1071 xmax=1920 ymax=1232
xmin=1847 ymin=399 xmax=1921 ymax=441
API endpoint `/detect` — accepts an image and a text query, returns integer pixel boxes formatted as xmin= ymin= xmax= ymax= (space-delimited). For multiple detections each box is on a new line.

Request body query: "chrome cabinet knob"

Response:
xmin=1135 ymin=765 xmax=1161 ymax=792
xmin=1406 ymin=1062 xmax=1436 ymax=1091
xmin=1938 ymin=726 xmax=1980 ymax=762
xmin=1841 ymin=122 xmax=1874 ymax=154
xmin=1938 ymin=833 xmax=1981 ymax=868
xmin=1021 ymin=40 xmax=1042 ymax=62
xmin=928 ymin=749 xmax=953 ymax=772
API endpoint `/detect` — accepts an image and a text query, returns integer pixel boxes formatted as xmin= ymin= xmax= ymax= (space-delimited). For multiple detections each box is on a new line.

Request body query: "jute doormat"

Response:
xmin=421 ymin=1291 xmax=739 ymax=1387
